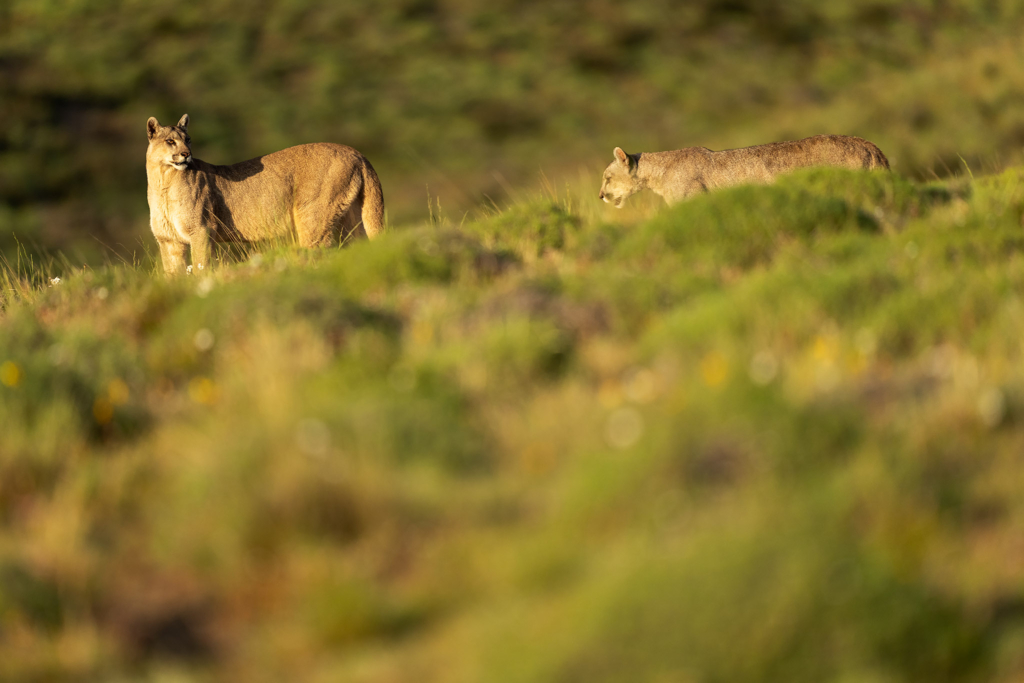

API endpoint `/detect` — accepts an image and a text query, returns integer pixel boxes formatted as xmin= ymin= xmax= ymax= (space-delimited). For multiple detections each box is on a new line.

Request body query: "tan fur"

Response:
xmin=599 ymin=135 xmax=890 ymax=207
xmin=146 ymin=114 xmax=386 ymax=274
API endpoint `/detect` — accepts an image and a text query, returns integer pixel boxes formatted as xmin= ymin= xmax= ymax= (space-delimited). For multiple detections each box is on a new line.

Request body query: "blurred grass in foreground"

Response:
xmin=4 ymin=166 xmax=1024 ymax=681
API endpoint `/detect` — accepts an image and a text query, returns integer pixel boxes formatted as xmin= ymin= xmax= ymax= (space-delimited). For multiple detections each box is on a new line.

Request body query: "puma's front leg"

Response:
xmin=157 ymin=238 xmax=189 ymax=275
xmin=189 ymin=225 xmax=213 ymax=272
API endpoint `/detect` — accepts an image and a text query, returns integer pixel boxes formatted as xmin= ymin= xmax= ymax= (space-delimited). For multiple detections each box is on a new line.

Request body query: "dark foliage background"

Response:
xmin=3 ymin=0 xmax=1024 ymax=258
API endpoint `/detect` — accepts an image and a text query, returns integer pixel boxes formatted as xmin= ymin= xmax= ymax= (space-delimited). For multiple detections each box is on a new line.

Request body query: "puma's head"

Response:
xmin=598 ymin=147 xmax=640 ymax=208
xmin=146 ymin=114 xmax=193 ymax=171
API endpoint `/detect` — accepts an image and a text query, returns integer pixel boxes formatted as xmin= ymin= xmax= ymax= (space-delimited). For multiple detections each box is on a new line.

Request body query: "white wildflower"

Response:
xmin=193 ymin=328 xmax=215 ymax=351
xmin=748 ymin=350 xmax=779 ymax=385
xmin=296 ymin=418 xmax=331 ymax=458
xmin=606 ymin=407 xmax=644 ymax=450
xmin=196 ymin=277 xmax=214 ymax=297
xmin=186 ymin=265 xmax=193 ymax=274
xmin=49 ymin=276 xmax=62 ymax=286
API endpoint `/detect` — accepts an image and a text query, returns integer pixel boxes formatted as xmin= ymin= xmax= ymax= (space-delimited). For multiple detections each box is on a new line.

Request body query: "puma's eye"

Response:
xmin=166 ymin=139 xmax=175 ymax=145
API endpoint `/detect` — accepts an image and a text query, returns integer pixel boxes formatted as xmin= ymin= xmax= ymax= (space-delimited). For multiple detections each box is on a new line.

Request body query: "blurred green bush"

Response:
xmin=3 ymin=166 xmax=1024 ymax=681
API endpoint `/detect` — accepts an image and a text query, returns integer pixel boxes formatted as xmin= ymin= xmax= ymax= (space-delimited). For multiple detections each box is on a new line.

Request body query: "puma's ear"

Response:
xmin=147 ymin=117 xmax=160 ymax=140
xmin=177 ymin=114 xmax=189 ymax=131
xmin=613 ymin=147 xmax=630 ymax=166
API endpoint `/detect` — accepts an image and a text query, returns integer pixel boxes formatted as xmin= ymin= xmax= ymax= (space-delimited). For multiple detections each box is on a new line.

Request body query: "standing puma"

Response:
xmin=146 ymin=114 xmax=385 ymax=274
xmin=599 ymin=135 xmax=890 ymax=207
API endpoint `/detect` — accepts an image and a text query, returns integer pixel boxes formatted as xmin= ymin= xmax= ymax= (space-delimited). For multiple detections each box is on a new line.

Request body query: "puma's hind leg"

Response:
xmin=338 ymin=197 xmax=367 ymax=246
xmin=294 ymin=204 xmax=342 ymax=248
xmin=295 ymin=197 xmax=368 ymax=248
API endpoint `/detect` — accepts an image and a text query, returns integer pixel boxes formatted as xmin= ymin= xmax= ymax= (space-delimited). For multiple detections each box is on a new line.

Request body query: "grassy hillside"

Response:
xmin=4 ymin=0 xmax=1024 ymax=259
xmin=4 ymin=166 xmax=1024 ymax=681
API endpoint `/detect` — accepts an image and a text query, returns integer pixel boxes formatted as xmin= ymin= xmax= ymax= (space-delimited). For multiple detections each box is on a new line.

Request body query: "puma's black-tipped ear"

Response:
xmin=177 ymin=114 xmax=189 ymax=131
xmin=613 ymin=147 xmax=630 ymax=165
xmin=147 ymin=117 xmax=160 ymax=140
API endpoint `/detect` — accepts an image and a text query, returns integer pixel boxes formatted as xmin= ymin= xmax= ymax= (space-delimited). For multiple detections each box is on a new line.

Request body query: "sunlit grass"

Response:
xmin=4 ymin=167 xmax=1024 ymax=682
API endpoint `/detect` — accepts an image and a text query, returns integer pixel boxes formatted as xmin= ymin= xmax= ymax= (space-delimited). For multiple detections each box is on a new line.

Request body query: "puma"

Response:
xmin=146 ymin=114 xmax=385 ymax=274
xmin=599 ymin=135 xmax=890 ymax=207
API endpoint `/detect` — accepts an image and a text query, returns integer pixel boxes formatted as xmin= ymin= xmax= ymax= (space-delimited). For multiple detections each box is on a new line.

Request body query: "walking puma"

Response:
xmin=599 ymin=135 xmax=889 ymax=207
xmin=146 ymin=114 xmax=385 ymax=274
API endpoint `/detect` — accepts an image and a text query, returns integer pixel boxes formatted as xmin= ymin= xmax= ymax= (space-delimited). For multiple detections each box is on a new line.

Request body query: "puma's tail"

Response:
xmin=866 ymin=141 xmax=890 ymax=170
xmin=360 ymin=158 xmax=386 ymax=239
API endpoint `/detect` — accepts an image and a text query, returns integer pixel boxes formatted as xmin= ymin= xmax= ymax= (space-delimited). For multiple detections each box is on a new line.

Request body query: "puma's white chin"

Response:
xmin=170 ymin=161 xmax=190 ymax=170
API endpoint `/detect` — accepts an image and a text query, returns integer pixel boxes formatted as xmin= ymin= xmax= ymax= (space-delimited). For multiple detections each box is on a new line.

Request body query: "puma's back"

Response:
xmin=702 ymin=134 xmax=889 ymax=186
xmin=184 ymin=143 xmax=384 ymax=242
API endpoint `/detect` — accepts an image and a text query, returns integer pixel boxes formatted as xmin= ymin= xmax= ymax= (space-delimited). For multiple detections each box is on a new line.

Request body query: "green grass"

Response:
xmin=5 ymin=0 xmax=1024 ymax=258
xmin=4 ymin=167 xmax=1024 ymax=681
